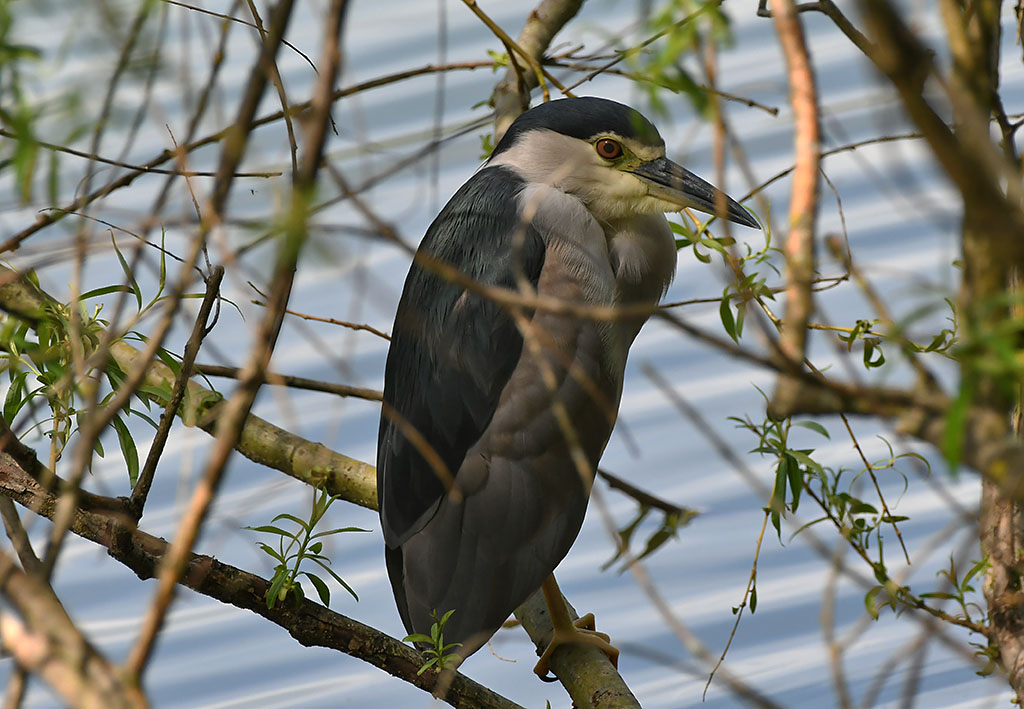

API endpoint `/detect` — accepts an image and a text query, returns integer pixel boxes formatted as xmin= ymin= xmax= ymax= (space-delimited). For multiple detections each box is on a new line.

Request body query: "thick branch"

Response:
xmin=0 ymin=456 xmax=520 ymax=709
xmin=514 ymin=590 xmax=641 ymax=709
xmin=857 ymin=0 xmax=1024 ymax=255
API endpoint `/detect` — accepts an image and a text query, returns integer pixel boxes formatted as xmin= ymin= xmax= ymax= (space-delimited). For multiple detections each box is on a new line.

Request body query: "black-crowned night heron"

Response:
xmin=378 ymin=96 xmax=758 ymax=677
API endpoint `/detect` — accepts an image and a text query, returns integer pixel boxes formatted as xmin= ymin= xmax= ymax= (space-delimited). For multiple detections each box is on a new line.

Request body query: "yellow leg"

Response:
xmin=533 ymin=574 xmax=620 ymax=680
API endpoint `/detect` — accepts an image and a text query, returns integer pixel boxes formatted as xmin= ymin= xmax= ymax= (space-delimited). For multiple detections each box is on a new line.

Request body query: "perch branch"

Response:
xmin=0 ymin=457 xmax=520 ymax=709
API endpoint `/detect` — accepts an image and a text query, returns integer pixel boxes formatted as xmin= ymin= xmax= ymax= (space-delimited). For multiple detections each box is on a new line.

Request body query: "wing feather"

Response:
xmin=377 ymin=166 xmax=545 ymax=547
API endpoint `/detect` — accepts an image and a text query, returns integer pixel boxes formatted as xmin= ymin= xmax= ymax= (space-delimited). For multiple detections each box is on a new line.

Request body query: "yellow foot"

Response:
xmin=533 ymin=613 xmax=619 ymax=681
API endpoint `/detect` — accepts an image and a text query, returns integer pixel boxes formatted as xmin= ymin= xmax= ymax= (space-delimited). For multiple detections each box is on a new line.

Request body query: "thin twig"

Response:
xmin=490 ymin=0 xmax=584 ymax=136
xmin=596 ymin=468 xmax=690 ymax=517
xmin=130 ymin=267 xmax=225 ymax=518
xmin=194 ymin=364 xmax=383 ymax=401
xmin=0 ymin=128 xmax=280 ymax=177
xmin=461 ymin=0 xmax=573 ymax=102
xmin=838 ymin=413 xmax=911 ymax=563
xmin=703 ymin=511 xmax=769 ymax=698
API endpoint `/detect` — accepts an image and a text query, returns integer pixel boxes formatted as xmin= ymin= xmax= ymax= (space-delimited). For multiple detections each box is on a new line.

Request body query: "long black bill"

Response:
xmin=630 ymin=157 xmax=760 ymax=229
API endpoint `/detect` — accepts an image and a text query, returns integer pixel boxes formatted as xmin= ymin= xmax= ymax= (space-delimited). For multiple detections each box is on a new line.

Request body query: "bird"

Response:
xmin=377 ymin=96 xmax=759 ymax=677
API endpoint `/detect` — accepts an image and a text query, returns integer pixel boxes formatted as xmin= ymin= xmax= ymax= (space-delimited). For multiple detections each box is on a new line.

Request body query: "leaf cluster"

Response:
xmin=246 ymin=486 xmax=368 ymax=610
xmin=671 ymin=216 xmax=777 ymax=344
xmin=0 ymin=244 xmax=174 ymax=483
xmin=404 ymin=609 xmax=463 ymax=676
xmin=634 ymin=0 xmax=733 ymax=117
xmin=602 ymin=505 xmax=698 ymax=572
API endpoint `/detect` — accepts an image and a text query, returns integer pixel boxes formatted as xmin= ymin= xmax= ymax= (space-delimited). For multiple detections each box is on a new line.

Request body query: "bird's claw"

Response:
xmin=532 ymin=613 xmax=619 ymax=681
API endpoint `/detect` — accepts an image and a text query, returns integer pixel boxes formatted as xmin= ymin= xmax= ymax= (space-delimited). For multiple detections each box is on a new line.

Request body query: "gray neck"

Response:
xmin=605 ymin=213 xmax=677 ymax=343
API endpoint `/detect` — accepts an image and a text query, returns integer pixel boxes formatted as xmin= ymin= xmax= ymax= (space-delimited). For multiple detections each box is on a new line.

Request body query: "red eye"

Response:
xmin=595 ymin=138 xmax=623 ymax=160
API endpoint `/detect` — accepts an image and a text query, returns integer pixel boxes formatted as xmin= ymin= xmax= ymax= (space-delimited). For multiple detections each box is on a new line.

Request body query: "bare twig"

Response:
xmin=129 ymin=267 xmax=225 ymax=518
xmin=0 ymin=128 xmax=280 ymax=178
xmin=596 ymin=468 xmax=692 ymax=517
xmin=757 ymin=0 xmax=874 ymax=56
xmin=461 ymin=0 xmax=573 ymax=113
xmin=195 ymin=364 xmax=382 ymax=401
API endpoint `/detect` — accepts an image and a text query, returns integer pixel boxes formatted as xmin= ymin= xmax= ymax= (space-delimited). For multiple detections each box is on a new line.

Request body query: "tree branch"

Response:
xmin=514 ymin=590 xmax=641 ymax=709
xmin=0 ymin=548 xmax=148 ymax=709
xmin=0 ymin=456 xmax=521 ymax=709
xmin=766 ymin=0 xmax=821 ymax=419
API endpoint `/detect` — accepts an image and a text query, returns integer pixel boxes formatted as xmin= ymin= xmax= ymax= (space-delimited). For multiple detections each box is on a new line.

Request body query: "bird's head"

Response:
xmin=488 ymin=97 xmax=758 ymax=228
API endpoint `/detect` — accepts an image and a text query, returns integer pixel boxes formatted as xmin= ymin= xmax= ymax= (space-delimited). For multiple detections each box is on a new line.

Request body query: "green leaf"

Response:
xmin=155 ymin=348 xmax=182 ymax=376
xmin=719 ymin=288 xmax=738 ymax=343
xmin=769 ymin=460 xmax=787 ymax=538
xmin=79 ymin=285 xmax=135 ymax=300
xmin=271 ymin=512 xmax=312 ymax=531
xmin=749 ymin=584 xmax=758 ymax=613
xmin=267 ymin=570 xmax=289 ymax=609
xmin=3 ymin=370 xmax=27 ymax=422
xmin=962 ymin=557 xmax=990 ymax=589
xmin=256 ymin=542 xmax=286 ymax=563
xmin=246 ymin=524 xmax=292 ymax=537
xmin=602 ymin=508 xmax=649 ymax=571
xmin=862 ymin=338 xmax=885 ymax=368
xmin=792 ymin=421 xmax=830 ymax=439
xmin=128 ymin=409 xmax=158 ymax=428
xmin=403 ymin=633 xmax=433 ymax=644
xmin=787 ymin=449 xmax=823 ymax=476
xmin=669 ymin=221 xmax=692 ymax=239
xmin=865 ymin=585 xmax=883 ymax=620
xmin=306 ymin=572 xmax=331 ymax=606
xmin=111 ymin=235 xmax=144 ymax=312
xmin=111 ymin=414 xmax=139 ymax=487
xmin=310 ymin=526 xmax=370 ymax=539
xmin=848 ymin=500 xmax=878 ymax=515
xmin=636 ymin=522 xmax=677 ymax=563
xmin=312 ymin=558 xmax=359 ymax=601
xmin=783 ymin=453 xmax=802 ymax=512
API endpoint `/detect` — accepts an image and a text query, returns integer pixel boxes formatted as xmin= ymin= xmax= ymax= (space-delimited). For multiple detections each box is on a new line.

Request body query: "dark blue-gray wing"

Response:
xmin=377 ymin=165 xmax=544 ymax=548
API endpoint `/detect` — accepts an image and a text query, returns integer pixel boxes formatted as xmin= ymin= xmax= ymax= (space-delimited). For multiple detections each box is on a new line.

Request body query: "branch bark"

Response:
xmin=766 ymin=0 xmax=821 ymax=419
xmin=514 ymin=590 xmax=641 ymax=709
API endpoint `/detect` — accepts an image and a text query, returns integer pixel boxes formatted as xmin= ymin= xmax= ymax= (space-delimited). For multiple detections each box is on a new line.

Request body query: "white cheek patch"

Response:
xmin=489 ymin=129 xmax=671 ymax=220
